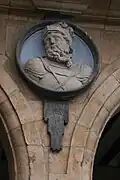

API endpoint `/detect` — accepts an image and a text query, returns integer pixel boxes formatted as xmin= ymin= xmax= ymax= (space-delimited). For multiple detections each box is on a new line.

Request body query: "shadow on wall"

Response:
xmin=94 ymin=166 xmax=120 ymax=180
xmin=0 ymin=115 xmax=14 ymax=180
xmin=0 ymin=141 xmax=9 ymax=180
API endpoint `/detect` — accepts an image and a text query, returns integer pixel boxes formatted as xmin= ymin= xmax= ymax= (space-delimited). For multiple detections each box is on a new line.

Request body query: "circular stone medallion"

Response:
xmin=16 ymin=20 xmax=100 ymax=100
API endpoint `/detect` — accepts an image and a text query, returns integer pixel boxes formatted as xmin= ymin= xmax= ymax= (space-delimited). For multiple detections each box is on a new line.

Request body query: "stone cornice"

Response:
xmin=1 ymin=0 xmax=120 ymax=25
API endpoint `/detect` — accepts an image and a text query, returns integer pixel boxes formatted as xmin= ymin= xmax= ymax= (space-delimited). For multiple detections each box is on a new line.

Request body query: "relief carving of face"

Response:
xmin=44 ymin=22 xmax=74 ymax=67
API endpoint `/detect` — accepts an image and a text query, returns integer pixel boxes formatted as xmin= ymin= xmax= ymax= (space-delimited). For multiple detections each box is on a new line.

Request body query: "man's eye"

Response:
xmin=56 ymin=37 xmax=60 ymax=41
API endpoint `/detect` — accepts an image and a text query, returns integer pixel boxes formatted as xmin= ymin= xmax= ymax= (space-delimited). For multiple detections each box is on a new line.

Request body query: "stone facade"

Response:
xmin=1 ymin=0 xmax=120 ymax=23
xmin=1 ymin=6 xmax=120 ymax=180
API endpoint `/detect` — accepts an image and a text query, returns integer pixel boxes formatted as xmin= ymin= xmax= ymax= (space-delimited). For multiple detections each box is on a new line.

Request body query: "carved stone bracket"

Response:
xmin=44 ymin=100 xmax=69 ymax=152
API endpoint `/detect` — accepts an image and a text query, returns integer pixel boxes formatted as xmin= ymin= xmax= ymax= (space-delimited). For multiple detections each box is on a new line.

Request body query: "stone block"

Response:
xmin=0 ymin=88 xmax=8 ymax=104
xmin=28 ymin=100 xmax=43 ymax=121
xmin=79 ymin=75 xmax=119 ymax=128
xmin=0 ymin=15 xmax=7 ymax=55
xmin=9 ymin=90 xmax=35 ymax=124
xmin=91 ymin=106 xmax=109 ymax=135
xmin=33 ymin=0 xmax=90 ymax=12
xmin=22 ymin=121 xmax=42 ymax=145
xmin=78 ymin=97 xmax=102 ymax=128
xmin=69 ymin=94 xmax=88 ymax=122
xmin=86 ymin=131 xmax=98 ymax=151
xmin=113 ymin=69 xmax=120 ymax=82
xmin=14 ymin=146 xmax=29 ymax=180
xmin=33 ymin=0 xmax=61 ymax=10
xmin=0 ymin=54 xmax=8 ymax=66
xmin=104 ymin=86 xmax=120 ymax=112
xmin=93 ymin=75 xmax=119 ymax=103
xmin=6 ymin=19 xmax=34 ymax=59
xmin=82 ymin=149 xmax=94 ymax=169
xmin=49 ymin=147 xmax=69 ymax=173
xmin=61 ymin=1 xmax=89 ymax=12
xmin=71 ymin=125 xmax=89 ymax=147
xmin=10 ymin=0 xmax=33 ymax=8
xmin=38 ymin=120 xmax=49 ymax=146
xmin=28 ymin=145 xmax=46 ymax=180
xmin=67 ymin=147 xmax=84 ymax=174
xmin=110 ymin=0 xmax=120 ymax=10
xmin=49 ymin=173 xmax=65 ymax=180
xmin=104 ymin=25 xmax=120 ymax=31
xmin=0 ymin=68 xmax=19 ymax=95
xmin=0 ymin=0 xmax=9 ymax=5
xmin=0 ymin=100 xmax=20 ymax=130
xmin=88 ymin=0 xmax=109 ymax=15
xmin=100 ymin=30 xmax=120 ymax=65
xmin=10 ymin=126 xmax=25 ymax=146
xmin=81 ymin=166 xmax=91 ymax=180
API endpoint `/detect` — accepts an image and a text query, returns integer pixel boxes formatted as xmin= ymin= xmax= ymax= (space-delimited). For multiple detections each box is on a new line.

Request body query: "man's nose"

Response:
xmin=50 ymin=37 xmax=55 ymax=44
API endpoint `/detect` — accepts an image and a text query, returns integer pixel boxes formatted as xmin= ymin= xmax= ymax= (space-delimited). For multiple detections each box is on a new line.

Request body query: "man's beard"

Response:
xmin=45 ymin=45 xmax=72 ymax=67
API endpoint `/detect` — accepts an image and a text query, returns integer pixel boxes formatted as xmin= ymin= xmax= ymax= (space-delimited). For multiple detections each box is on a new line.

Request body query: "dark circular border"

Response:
xmin=16 ymin=20 xmax=100 ymax=100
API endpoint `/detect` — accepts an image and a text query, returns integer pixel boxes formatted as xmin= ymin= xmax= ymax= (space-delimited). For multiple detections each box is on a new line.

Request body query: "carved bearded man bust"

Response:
xmin=24 ymin=22 xmax=92 ymax=91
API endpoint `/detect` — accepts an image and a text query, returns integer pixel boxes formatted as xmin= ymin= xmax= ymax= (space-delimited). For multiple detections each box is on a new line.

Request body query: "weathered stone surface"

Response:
xmin=0 ymin=88 xmax=8 ymax=104
xmin=33 ymin=0 xmax=91 ymax=12
xmin=88 ymin=0 xmax=109 ymax=15
xmin=49 ymin=147 xmax=69 ymax=173
xmin=0 ymin=15 xmax=7 ymax=54
xmin=49 ymin=173 xmax=65 ymax=180
xmin=79 ymin=75 xmax=119 ymax=128
xmin=63 ymin=121 xmax=76 ymax=146
xmin=67 ymin=147 xmax=84 ymax=174
xmin=60 ymin=0 xmax=90 ymax=11
xmin=10 ymin=127 xmax=25 ymax=146
xmin=22 ymin=121 xmax=42 ymax=145
xmin=86 ymin=131 xmax=98 ymax=151
xmin=113 ymin=69 xmax=120 ymax=82
xmin=0 ymin=100 xmax=20 ymax=130
xmin=38 ymin=120 xmax=49 ymax=146
xmin=0 ymin=68 xmax=19 ymax=95
xmin=110 ymin=0 xmax=120 ymax=11
xmin=2 ymin=11 xmax=120 ymax=180
xmin=9 ymin=90 xmax=35 ymax=124
xmin=90 ymin=105 xmax=109 ymax=135
xmin=28 ymin=145 xmax=46 ymax=180
xmin=71 ymin=125 xmax=89 ymax=147
xmin=0 ymin=0 xmax=9 ymax=5
xmin=82 ymin=149 xmax=94 ymax=169
xmin=69 ymin=93 xmax=89 ymax=122
xmin=33 ymin=0 xmax=61 ymax=9
xmin=14 ymin=146 xmax=29 ymax=180
xmin=100 ymin=30 xmax=120 ymax=65
xmin=104 ymin=86 xmax=120 ymax=112
xmin=6 ymin=19 xmax=25 ymax=58
xmin=0 ymin=54 xmax=8 ymax=66
xmin=10 ymin=0 xmax=33 ymax=8
xmin=28 ymin=100 xmax=43 ymax=121
xmin=6 ymin=19 xmax=35 ymax=59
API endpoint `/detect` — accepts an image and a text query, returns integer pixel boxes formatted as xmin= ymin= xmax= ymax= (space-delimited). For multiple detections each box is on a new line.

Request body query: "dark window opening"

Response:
xmin=0 ymin=141 xmax=9 ymax=180
xmin=93 ymin=112 xmax=120 ymax=180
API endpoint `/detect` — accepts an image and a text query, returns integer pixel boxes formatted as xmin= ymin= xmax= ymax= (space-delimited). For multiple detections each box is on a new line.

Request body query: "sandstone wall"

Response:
xmin=0 ymin=12 xmax=120 ymax=180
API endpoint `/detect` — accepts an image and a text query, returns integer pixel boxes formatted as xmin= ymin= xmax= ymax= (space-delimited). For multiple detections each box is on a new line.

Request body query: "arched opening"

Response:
xmin=0 ymin=115 xmax=15 ymax=180
xmin=93 ymin=110 xmax=120 ymax=180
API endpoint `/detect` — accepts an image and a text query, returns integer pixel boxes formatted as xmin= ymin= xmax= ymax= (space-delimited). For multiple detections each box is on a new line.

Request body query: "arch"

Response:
xmin=67 ymin=58 xmax=120 ymax=179
xmin=0 ymin=68 xmax=29 ymax=180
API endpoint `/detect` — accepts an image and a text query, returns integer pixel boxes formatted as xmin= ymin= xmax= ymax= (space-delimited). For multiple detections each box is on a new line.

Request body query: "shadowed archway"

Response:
xmin=0 ymin=115 xmax=13 ymax=180
xmin=93 ymin=110 xmax=120 ymax=180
